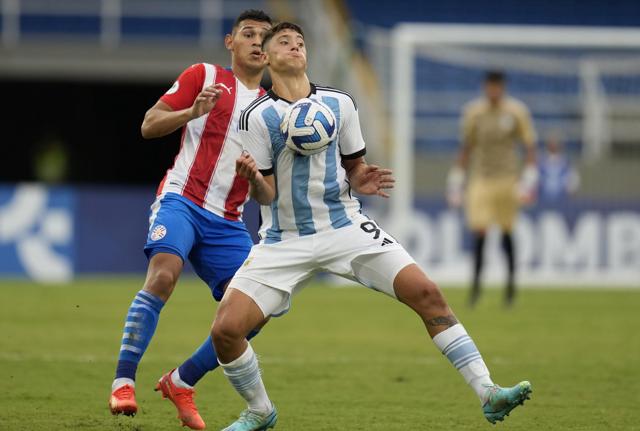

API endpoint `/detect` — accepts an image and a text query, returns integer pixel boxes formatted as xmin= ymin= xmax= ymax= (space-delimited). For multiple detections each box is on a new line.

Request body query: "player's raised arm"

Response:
xmin=141 ymin=100 xmax=191 ymax=139
xmin=141 ymin=84 xmax=224 ymax=139
xmin=141 ymin=64 xmax=225 ymax=139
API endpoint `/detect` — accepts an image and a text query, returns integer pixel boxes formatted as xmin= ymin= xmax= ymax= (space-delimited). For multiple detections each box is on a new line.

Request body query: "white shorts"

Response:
xmin=227 ymin=215 xmax=416 ymax=317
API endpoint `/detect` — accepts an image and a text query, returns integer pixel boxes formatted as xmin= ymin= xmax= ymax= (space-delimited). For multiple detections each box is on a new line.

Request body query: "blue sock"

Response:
xmin=178 ymin=328 xmax=261 ymax=387
xmin=115 ymin=290 xmax=165 ymax=380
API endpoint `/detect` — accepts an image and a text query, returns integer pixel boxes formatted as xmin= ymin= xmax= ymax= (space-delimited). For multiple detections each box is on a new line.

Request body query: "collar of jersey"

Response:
xmin=267 ymin=83 xmax=317 ymax=103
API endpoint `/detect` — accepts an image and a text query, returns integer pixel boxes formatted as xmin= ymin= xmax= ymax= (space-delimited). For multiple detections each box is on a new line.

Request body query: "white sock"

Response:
xmin=171 ymin=368 xmax=193 ymax=389
xmin=112 ymin=377 xmax=135 ymax=391
xmin=432 ymin=324 xmax=494 ymax=404
xmin=219 ymin=343 xmax=272 ymax=414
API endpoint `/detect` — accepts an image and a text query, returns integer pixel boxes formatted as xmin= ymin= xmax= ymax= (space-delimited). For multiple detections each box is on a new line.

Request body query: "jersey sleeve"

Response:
xmin=240 ymin=114 xmax=273 ymax=175
xmin=515 ymin=103 xmax=537 ymax=147
xmin=338 ymin=97 xmax=366 ymax=159
xmin=159 ymin=64 xmax=206 ymax=111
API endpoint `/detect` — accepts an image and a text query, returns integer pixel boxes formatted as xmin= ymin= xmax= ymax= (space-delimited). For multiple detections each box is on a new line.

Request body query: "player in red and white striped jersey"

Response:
xmin=108 ymin=10 xmax=273 ymax=430
xmin=153 ymin=61 xmax=265 ymax=220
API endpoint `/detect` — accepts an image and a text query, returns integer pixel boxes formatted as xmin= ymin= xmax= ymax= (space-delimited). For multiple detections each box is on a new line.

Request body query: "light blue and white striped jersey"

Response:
xmin=239 ymin=84 xmax=366 ymax=244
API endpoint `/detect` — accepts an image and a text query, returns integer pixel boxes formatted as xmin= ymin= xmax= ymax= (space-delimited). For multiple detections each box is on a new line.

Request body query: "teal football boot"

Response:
xmin=482 ymin=381 xmax=532 ymax=424
xmin=221 ymin=406 xmax=277 ymax=431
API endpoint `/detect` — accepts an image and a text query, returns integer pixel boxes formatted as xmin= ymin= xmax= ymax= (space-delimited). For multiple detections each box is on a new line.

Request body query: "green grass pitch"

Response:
xmin=0 ymin=278 xmax=639 ymax=430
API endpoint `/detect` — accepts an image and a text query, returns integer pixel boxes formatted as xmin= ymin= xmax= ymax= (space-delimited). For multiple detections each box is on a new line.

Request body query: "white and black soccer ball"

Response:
xmin=280 ymin=98 xmax=337 ymax=156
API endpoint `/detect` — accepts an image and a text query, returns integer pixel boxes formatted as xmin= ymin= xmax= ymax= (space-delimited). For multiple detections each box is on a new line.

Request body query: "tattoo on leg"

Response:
xmin=425 ymin=314 xmax=459 ymax=328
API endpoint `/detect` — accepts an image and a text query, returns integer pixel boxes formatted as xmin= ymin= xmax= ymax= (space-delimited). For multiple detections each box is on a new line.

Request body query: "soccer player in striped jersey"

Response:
xmin=209 ymin=23 xmax=532 ymax=431
xmin=108 ymin=10 xmax=272 ymax=430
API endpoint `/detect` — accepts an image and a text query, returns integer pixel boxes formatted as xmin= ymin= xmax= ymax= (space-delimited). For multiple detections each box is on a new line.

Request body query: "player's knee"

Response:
xmin=144 ymin=268 xmax=178 ymax=300
xmin=210 ymin=323 xmax=227 ymax=351
xmin=211 ymin=319 xmax=244 ymax=352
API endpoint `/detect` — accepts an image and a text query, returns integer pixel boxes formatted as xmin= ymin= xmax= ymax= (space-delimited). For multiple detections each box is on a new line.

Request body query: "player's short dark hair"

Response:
xmin=233 ymin=9 xmax=273 ymax=30
xmin=485 ymin=70 xmax=506 ymax=83
xmin=261 ymin=22 xmax=305 ymax=50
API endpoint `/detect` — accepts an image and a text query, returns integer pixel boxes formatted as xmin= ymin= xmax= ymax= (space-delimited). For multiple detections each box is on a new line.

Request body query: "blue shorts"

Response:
xmin=144 ymin=192 xmax=253 ymax=301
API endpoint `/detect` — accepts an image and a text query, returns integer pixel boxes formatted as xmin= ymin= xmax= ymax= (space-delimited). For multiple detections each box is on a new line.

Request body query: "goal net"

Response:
xmin=366 ymin=24 xmax=640 ymax=285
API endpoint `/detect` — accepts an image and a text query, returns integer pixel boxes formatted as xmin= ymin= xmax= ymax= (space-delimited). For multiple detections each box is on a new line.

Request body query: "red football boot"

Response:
xmin=155 ymin=370 xmax=206 ymax=430
xmin=109 ymin=384 xmax=138 ymax=416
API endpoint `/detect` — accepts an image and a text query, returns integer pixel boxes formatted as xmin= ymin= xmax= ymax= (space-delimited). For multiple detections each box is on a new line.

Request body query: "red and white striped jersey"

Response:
xmin=156 ymin=63 xmax=266 ymax=221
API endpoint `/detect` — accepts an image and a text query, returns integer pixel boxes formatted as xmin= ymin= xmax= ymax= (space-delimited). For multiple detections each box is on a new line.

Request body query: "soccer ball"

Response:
xmin=280 ymin=98 xmax=337 ymax=156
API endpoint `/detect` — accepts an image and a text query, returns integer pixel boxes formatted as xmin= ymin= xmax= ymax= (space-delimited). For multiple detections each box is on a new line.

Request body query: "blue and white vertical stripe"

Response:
xmin=441 ymin=334 xmax=483 ymax=370
xmin=321 ymin=96 xmax=352 ymax=230
xmin=261 ymin=106 xmax=284 ymax=244
xmin=258 ymin=95 xmax=361 ymax=243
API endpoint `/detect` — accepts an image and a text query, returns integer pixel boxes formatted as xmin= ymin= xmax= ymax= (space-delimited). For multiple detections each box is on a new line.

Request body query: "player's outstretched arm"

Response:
xmin=236 ymin=152 xmax=276 ymax=205
xmin=140 ymin=84 xmax=224 ymax=139
xmin=343 ymin=157 xmax=395 ymax=198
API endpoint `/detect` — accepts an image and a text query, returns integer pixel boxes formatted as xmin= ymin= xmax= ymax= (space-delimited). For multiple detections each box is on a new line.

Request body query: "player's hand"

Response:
xmin=356 ymin=164 xmax=395 ymax=198
xmin=517 ymin=165 xmax=539 ymax=206
xmin=190 ymin=84 xmax=224 ymax=119
xmin=446 ymin=166 xmax=465 ymax=208
xmin=518 ymin=188 xmax=537 ymax=206
xmin=236 ymin=151 xmax=261 ymax=183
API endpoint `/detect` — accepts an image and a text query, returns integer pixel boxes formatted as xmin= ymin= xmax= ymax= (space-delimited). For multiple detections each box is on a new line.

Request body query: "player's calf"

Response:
xmin=411 ymin=280 xmax=449 ymax=316
xmin=394 ymin=266 xmax=453 ymax=333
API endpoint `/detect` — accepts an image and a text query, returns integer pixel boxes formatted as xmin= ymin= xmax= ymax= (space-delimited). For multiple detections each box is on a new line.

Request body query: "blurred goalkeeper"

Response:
xmin=447 ymin=71 xmax=538 ymax=307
